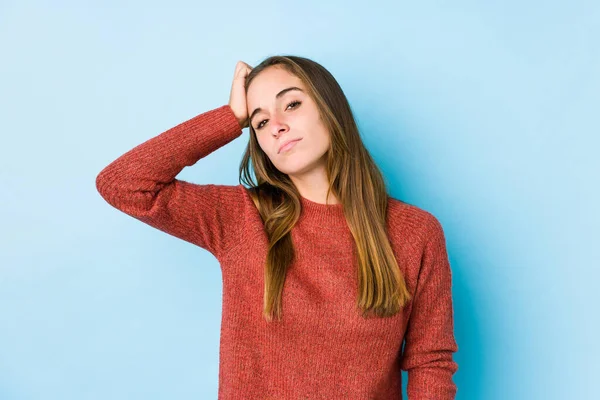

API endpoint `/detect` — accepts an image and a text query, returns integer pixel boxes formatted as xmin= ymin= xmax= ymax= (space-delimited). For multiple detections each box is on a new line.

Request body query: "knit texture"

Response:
xmin=96 ymin=104 xmax=459 ymax=399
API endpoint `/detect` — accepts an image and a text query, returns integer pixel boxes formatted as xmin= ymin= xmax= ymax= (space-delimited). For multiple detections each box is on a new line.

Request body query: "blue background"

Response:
xmin=1 ymin=0 xmax=598 ymax=399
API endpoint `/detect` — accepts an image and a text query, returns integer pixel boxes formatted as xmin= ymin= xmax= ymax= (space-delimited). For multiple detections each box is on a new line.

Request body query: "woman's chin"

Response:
xmin=274 ymin=160 xmax=308 ymax=175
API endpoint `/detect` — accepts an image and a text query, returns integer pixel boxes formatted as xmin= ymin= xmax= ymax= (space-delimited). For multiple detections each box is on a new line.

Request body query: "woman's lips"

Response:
xmin=278 ymin=138 xmax=302 ymax=154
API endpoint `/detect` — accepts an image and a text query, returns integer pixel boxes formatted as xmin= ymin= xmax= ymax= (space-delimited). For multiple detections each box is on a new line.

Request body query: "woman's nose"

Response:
xmin=271 ymin=118 xmax=289 ymax=137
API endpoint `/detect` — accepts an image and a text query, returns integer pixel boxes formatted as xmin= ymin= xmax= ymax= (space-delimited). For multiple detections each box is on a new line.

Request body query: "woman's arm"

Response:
xmin=95 ymin=104 xmax=247 ymax=260
xmin=400 ymin=214 xmax=460 ymax=399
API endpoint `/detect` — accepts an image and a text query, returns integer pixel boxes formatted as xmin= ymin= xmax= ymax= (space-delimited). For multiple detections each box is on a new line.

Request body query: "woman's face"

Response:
xmin=246 ymin=66 xmax=331 ymax=176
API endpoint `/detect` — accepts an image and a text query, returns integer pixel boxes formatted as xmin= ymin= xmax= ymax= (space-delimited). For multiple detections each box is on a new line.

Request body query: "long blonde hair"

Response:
xmin=238 ymin=55 xmax=411 ymax=322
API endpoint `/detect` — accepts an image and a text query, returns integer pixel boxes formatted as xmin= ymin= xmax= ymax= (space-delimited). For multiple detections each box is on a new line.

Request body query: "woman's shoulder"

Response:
xmin=386 ymin=196 xmax=444 ymax=242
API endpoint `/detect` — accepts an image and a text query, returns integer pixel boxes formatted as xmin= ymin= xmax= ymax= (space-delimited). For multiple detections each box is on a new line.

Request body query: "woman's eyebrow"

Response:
xmin=250 ymin=87 xmax=304 ymax=124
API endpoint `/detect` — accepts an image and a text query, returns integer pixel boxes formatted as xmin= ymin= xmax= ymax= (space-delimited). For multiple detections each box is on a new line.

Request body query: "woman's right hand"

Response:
xmin=228 ymin=61 xmax=253 ymax=129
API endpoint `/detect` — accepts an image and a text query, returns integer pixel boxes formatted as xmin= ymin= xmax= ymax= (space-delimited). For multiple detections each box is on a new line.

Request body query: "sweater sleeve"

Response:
xmin=400 ymin=214 xmax=459 ymax=399
xmin=95 ymin=104 xmax=247 ymax=260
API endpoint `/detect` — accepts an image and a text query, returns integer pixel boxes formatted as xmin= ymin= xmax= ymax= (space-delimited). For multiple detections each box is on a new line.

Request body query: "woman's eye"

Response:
xmin=255 ymin=100 xmax=302 ymax=130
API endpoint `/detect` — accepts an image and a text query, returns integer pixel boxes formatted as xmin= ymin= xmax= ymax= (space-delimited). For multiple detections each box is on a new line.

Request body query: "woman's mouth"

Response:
xmin=278 ymin=138 xmax=302 ymax=154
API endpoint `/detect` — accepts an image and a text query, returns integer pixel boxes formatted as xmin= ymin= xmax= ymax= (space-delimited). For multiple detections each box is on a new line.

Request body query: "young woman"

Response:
xmin=96 ymin=55 xmax=459 ymax=399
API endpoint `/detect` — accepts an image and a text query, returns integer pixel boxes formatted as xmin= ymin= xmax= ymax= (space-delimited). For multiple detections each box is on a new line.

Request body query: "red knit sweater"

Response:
xmin=95 ymin=104 xmax=459 ymax=399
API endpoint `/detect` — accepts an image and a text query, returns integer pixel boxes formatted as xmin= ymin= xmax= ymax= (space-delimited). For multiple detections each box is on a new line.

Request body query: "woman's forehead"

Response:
xmin=247 ymin=71 xmax=306 ymax=111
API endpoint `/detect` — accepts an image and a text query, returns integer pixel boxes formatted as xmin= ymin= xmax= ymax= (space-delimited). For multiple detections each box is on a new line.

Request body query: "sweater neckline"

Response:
xmin=297 ymin=195 xmax=347 ymax=229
